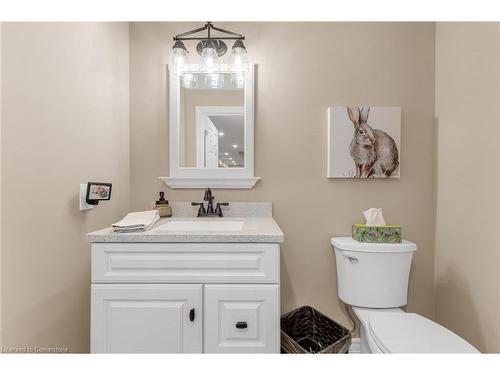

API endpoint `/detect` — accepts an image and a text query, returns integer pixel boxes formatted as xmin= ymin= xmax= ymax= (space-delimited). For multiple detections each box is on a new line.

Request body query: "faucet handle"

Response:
xmin=214 ymin=202 xmax=229 ymax=217
xmin=191 ymin=202 xmax=206 ymax=216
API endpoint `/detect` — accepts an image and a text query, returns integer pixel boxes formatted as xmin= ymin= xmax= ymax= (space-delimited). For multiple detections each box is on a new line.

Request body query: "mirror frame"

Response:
xmin=160 ymin=64 xmax=260 ymax=189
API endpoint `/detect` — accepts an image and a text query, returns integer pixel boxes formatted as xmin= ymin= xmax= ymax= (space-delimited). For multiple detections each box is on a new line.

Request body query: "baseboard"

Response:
xmin=349 ymin=338 xmax=361 ymax=354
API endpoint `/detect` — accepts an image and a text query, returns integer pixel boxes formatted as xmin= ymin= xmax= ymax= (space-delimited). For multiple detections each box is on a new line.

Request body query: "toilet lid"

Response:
xmin=369 ymin=313 xmax=479 ymax=353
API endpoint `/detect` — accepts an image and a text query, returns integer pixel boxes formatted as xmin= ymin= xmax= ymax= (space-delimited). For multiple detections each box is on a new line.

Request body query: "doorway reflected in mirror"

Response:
xmin=179 ymin=72 xmax=244 ymax=169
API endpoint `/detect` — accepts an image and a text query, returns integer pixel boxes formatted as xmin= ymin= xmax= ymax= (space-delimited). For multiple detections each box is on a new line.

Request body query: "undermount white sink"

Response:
xmin=154 ymin=220 xmax=244 ymax=232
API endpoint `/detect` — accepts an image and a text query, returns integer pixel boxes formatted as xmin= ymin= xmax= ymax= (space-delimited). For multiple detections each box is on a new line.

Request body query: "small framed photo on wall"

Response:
xmin=327 ymin=106 xmax=401 ymax=178
xmin=86 ymin=182 xmax=112 ymax=203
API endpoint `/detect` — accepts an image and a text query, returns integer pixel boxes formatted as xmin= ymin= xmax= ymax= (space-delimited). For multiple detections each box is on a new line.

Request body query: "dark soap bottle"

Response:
xmin=155 ymin=191 xmax=172 ymax=218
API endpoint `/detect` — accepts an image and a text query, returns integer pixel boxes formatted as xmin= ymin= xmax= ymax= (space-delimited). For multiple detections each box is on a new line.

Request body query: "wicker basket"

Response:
xmin=281 ymin=305 xmax=352 ymax=354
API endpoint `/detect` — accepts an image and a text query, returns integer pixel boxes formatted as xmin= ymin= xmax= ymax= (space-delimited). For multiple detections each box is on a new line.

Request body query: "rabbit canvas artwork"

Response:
xmin=327 ymin=106 xmax=401 ymax=178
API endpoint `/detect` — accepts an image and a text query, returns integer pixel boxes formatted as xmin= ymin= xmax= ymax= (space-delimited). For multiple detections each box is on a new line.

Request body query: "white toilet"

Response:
xmin=331 ymin=237 xmax=479 ymax=353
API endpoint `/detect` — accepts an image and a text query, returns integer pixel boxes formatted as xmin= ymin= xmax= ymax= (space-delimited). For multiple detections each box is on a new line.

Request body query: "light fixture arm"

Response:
xmin=173 ymin=22 xmax=244 ymax=42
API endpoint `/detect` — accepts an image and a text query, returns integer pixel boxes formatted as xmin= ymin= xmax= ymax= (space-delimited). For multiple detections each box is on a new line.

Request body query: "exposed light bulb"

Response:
xmin=229 ymin=40 xmax=249 ymax=72
xmin=232 ymin=144 xmax=238 ymax=148
xmin=169 ymin=40 xmax=189 ymax=72
xmin=219 ymin=132 xmax=224 ymax=136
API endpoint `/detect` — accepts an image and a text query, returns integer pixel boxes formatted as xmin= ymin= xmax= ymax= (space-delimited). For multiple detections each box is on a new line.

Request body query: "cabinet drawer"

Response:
xmin=204 ymin=284 xmax=280 ymax=353
xmin=92 ymin=243 xmax=279 ymax=283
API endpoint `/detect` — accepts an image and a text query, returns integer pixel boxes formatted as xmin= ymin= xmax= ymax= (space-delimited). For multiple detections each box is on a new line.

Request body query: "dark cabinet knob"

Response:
xmin=235 ymin=321 xmax=247 ymax=329
xmin=189 ymin=308 xmax=195 ymax=322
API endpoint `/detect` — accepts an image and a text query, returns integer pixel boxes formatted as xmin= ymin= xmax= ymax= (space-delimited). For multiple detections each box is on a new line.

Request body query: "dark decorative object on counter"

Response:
xmin=155 ymin=191 xmax=172 ymax=218
xmin=281 ymin=305 xmax=351 ymax=354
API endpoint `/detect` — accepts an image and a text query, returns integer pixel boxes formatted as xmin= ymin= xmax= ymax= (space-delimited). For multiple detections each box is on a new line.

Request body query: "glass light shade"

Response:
xmin=205 ymin=72 xmax=225 ymax=89
xmin=200 ymin=46 xmax=220 ymax=72
xmin=229 ymin=41 xmax=249 ymax=72
xmin=230 ymin=73 xmax=245 ymax=89
xmin=169 ymin=41 xmax=189 ymax=72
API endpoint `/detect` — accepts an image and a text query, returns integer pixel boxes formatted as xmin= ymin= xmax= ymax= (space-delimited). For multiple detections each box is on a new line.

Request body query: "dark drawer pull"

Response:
xmin=236 ymin=321 xmax=248 ymax=329
xmin=189 ymin=308 xmax=195 ymax=322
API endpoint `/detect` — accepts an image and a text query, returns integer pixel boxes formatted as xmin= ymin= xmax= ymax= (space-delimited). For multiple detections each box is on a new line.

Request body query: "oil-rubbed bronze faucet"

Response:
xmin=192 ymin=188 xmax=229 ymax=217
xmin=204 ymin=188 xmax=215 ymax=214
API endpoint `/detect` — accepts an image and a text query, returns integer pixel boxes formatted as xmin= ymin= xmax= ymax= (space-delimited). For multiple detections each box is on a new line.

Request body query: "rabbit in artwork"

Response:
xmin=347 ymin=106 xmax=399 ymax=178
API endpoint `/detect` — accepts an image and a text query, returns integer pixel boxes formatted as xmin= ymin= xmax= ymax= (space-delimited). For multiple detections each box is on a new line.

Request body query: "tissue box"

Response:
xmin=352 ymin=224 xmax=401 ymax=243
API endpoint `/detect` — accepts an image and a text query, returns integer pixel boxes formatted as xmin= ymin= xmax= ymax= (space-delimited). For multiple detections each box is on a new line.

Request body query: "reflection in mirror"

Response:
xmin=179 ymin=72 xmax=244 ymax=169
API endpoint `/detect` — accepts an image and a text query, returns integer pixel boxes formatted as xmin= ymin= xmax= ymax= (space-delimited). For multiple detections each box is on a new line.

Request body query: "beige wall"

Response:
xmin=130 ymin=22 xmax=437 ymax=326
xmin=434 ymin=22 xmax=500 ymax=353
xmin=1 ymin=23 xmax=130 ymax=352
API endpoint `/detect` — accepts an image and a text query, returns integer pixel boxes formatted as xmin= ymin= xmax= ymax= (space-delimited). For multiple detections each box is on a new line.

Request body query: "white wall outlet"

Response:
xmin=80 ymin=184 xmax=94 ymax=211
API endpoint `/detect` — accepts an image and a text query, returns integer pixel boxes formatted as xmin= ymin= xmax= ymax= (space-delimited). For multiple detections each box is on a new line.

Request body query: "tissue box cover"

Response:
xmin=352 ymin=224 xmax=401 ymax=243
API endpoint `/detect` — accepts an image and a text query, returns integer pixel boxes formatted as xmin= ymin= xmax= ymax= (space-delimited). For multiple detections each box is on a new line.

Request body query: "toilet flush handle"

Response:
xmin=344 ymin=255 xmax=359 ymax=263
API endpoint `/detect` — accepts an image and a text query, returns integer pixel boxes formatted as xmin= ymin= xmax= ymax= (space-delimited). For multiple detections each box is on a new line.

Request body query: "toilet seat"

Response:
xmin=368 ymin=312 xmax=479 ymax=353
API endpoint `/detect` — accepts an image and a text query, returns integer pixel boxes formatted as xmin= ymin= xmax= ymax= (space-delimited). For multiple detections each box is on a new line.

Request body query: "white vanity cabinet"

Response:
xmin=90 ymin=242 xmax=280 ymax=353
xmin=91 ymin=284 xmax=202 ymax=353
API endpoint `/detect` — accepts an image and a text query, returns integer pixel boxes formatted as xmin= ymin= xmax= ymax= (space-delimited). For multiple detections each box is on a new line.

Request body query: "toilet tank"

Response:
xmin=331 ymin=237 xmax=417 ymax=308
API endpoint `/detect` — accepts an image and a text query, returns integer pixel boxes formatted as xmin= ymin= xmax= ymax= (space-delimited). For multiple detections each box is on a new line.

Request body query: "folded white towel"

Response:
xmin=112 ymin=219 xmax=159 ymax=233
xmin=112 ymin=210 xmax=160 ymax=233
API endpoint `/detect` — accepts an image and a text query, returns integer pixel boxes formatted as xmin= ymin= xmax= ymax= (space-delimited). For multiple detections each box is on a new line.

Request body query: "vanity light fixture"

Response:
xmin=199 ymin=40 xmax=220 ymax=72
xmin=169 ymin=40 xmax=189 ymax=72
xmin=170 ymin=22 xmax=248 ymax=74
xmin=228 ymin=39 xmax=249 ymax=72
xmin=232 ymin=144 xmax=238 ymax=148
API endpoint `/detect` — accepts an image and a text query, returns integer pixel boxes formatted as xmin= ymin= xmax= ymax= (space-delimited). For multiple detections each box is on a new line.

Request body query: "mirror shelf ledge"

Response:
xmin=159 ymin=176 xmax=260 ymax=189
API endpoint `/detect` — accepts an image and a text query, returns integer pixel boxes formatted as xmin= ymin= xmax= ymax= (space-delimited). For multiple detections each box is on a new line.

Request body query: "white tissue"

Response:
xmin=364 ymin=208 xmax=386 ymax=226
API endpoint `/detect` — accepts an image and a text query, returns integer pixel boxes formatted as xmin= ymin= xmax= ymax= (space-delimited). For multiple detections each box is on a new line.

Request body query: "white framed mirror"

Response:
xmin=160 ymin=64 xmax=259 ymax=188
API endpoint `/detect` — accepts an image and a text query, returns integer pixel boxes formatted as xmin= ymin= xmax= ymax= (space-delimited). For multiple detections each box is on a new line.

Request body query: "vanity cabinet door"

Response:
xmin=204 ymin=284 xmax=280 ymax=353
xmin=91 ymin=284 xmax=202 ymax=353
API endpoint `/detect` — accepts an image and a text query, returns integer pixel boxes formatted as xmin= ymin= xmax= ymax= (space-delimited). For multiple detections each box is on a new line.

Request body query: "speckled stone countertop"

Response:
xmin=87 ymin=202 xmax=284 ymax=243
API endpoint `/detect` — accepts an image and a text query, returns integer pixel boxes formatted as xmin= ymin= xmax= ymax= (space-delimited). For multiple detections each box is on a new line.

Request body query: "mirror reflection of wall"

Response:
xmin=179 ymin=72 xmax=245 ymax=169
